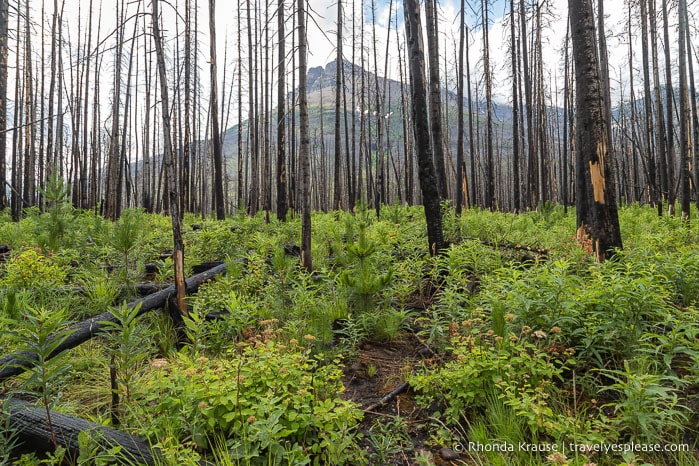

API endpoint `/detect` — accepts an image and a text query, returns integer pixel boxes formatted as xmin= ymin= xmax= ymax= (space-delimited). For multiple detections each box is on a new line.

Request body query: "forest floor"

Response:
xmin=342 ymin=337 xmax=437 ymax=465
xmin=342 ymin=335 xmax=497 ymax=466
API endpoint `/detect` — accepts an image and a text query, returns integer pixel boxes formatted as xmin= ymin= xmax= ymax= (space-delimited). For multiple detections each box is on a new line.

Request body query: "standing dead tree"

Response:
xmin=569 ymin=0 xmax=623 ymax=262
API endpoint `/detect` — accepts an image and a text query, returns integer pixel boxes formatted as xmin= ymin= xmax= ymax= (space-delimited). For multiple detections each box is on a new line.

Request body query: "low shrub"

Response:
xmin=131 ymin=337 xmax=364 ymax=465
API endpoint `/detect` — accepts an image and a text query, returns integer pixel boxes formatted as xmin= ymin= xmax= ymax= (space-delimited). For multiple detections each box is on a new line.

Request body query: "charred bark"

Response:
xmin=403 ymin=0 xmax=446 ymax=255
xmin=5 ymin=397 xmax=156 ymax=464
xmin=570 ymin=0 xmax=623 ymax=261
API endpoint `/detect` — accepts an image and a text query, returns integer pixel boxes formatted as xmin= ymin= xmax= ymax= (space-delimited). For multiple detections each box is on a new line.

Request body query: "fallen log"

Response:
xmin=0 ymin=261 xmax=232 ymax=383
xmin=476 ymin=239 xmax=550 ymax=256
xmin=363 ymin=381 xmax=410 ymax=413
xmin=191 ymin=261 xmax=224 ymax=274
xmin=5 ymin=397 xmax=157 ymax=464
xmin=0 ymin=284 xmax=167 ymax=297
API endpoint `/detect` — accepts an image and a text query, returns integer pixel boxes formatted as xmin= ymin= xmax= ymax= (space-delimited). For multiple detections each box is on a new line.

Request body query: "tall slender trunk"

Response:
xmin=290 ymin=8 xmax=297 ymax=211
xmin=23 ymin=0 xmax=36 ymax=207
xmin=247 ymin=0 xmax=259 ymax=215
xmin=467 ymin=25 xmax=476 ymax=207
xmin=298 ymin=0 xmax=312 ymax=271
xmin=628 ymin=2 xmax=641 ymax=204
xmin=11 ymin=7 xmax=21 ymax=221
xmin=350 ymin=1 xmax=356 ymax=208
xmin=371 ymin=0 xmax=384 ymax=216
xmin=424 ymin=0 xmax=448 ymax=200
xmin=81 ymin=0 xmax=93 ymax=209
xmin=403 ymin=0 xmax=446 ymax=255
xmin=662 ymin=0 xmax=676 ymax=211
xmin=397 ymin=21 xmax=413 ymax=205
xmin=237 ymin=0 xmax=244 ymax=211
xmin=678 ymin=0 xmax=691 ymax=221
xmin=209 ymin=0 xmax=225 ymax=219
xmin=91 ymin=9 xmax=103 ymax=211
xmin=520 ymin=0 xmax=535 ymax=208
xmin=640 ymin=0 xmax=659 ymax=213
xmin=105 ymin=0 xmax=125 ymax=219
xmin=151 ymin=0 xmax=187 ymax=323
xmin=510 ymin=0 xmax=520 ymax=212
xmin=333 ymin=0 xmax=343 ymax=211
xmin=38 ymin=0 xmax=46 ymax=208
xmin=55 ymin=12 xmax=64 ymax=178
xmin=482 ymin=0 xmax=494 ymax=209
xmin=118 ymin=14 xmax=139 ymax=211
xmin=648 ymin=0 xmax=668 ymax=212
xmin=358 ymin=8 xmax=365 ymax=205
xmin=0 ymin=0 xmax=8 ymax=209
xmin=46 ymin=0 xmax=60 ymax=182
xmin=687 ymin=27 xmax=699 ymax=210
xmin=262 ymin=0 xmax=271 ymax=214
xmin=562 ymin=24 xmax=570 ymax=212
xmin=456 ymin=0 xmax=466 ymax=214
xmin=276 ymin=0 xmax=288 ymax=220
xmin=182 ymin=0 xmax=191 ymax=214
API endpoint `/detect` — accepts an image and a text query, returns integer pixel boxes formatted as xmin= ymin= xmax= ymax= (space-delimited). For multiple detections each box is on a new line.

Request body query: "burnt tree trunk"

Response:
xmin=403 ymin=0 xmax=446 ymax=256
xmin=569 ymin=0 xmax=622 ymax=262
xmin=209 ymin=0 xmax=225 ymax=219
xmin=424 ymin=0 xmax=448 ymax=200
xmin=5 ymin=397 xmax=156 ymax=464
xmin=678 ymin=0 xmax=691 ymax=221
xmin=0 ymin=0 xmax=6 ymax=209
xmin=277 ymin=0 xmax=288 ymax=220
xmin=298 ymin=0 xmax=312 ymax=271
xmin=456 ymin=0 xmax=466 ymax=214
xmin=152 ymin=0 xmax=187 ymax=325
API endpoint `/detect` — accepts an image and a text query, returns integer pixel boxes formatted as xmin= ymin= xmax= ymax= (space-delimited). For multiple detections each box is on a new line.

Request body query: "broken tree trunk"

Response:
xmin=4 ymin=397 xmax=156 ymax=464
xmin=0 ymin=262 xmax=231 ymax=383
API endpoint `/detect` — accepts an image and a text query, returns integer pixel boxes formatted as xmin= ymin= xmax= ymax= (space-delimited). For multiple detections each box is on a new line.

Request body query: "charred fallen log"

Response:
xmin=363 ymin=382 xmax=410 ymax=413
xmin=4 ymin=397 xmax=156 ymax=464
xmin=191 ymin=261 xmax=224 ymax=274
xmin=475 ymin=239 xmax=550 ymax=256
xmin=0 ymin=261 xmax=233 ymax=383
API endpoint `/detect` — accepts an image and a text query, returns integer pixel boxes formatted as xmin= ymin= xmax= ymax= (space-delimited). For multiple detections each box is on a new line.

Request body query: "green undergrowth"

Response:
xmin=0 ymin=203 xmax=698 ymax=465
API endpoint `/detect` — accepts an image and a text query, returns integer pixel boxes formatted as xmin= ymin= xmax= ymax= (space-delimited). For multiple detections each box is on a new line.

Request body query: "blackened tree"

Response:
xmin=403 ymin=0 xmax=446 ymax=255
xmin=569 ymin=0 xmax=623 ymax=261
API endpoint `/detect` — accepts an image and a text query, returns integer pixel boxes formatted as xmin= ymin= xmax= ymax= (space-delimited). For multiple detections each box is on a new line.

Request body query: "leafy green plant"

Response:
xmin=0 ymin=289 xmax=27 ymax=322
xmin=367 ymin=416 xmax=412 ymax=464
xmin=77 ymin=274 xmax=120 ymax=318
xmin=131 ymin=338 xmax=364 ymax=464
xmin=3 ymin=249 xmax=66 ymax=291
xmin=410 ymin=327 xmax=571 ymax=437
xmin=366 ymin=307 xmax=414 ymax=341
xmin=0 ymin=398 xmax=21 ymax=466
xmin=181 ymin=305 xmax=209 ymax=355
xmin=13 ymin=446 xmax=66 ymax=465
xmin=464 ymin=395 xmax=529 ymax=466
xmin=76 ymin=430 xmax=127 ymax=465
xmin=99 ymin=302 xmax=149 ymax=424
xmin=598 ymin=360 xmax=689 ymax=443
xmin=4 ymin=306 xmax=74 ymax=448
xmin=268 ymin=246 xmax=296 ymax=320
xmin=154 ymin=256 xmax=174 ymax=284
